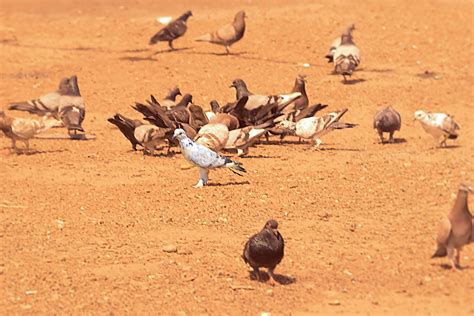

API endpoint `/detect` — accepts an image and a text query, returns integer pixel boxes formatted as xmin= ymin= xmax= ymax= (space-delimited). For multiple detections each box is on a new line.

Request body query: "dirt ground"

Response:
xmin=1 ymin=0 xmax=473 ymax=314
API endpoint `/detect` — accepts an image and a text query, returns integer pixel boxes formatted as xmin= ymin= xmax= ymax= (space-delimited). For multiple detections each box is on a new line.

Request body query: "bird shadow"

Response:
xmin=180 ymin=50 xmax=298 ymax=65
xmin=313 ymin=147 xmax=362 ymax=152
xmin=248 ymin=271 xmax=296 ymax=285
xmin=121 ymin=47 xmax=192 ymax=61
xmin=207 ymin=181 xmax=250 ymax=187
xmin=1 ymin=41 xmax=151 ymax=54
xmin=359 ymin=67 xmax=394 ymax=73
xmin=343 ymin=78 xmax=366 ymax=85
xmin=439 ymin=263 xmax=469 ymax=271
xmin=9 ymin=148 xmax=67 ymax=155
xmin=379 ymin=138 xmax=407 ymax=145
xmin=241 ymin=154 xmax=280 ymax=159
xmin=438 ymin=145 xmax=461 ymax=149
xmin=262 ymin=140 xmax=306 ymax=146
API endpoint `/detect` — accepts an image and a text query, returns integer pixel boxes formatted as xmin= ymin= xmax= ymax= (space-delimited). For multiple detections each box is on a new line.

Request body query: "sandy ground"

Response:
xmin=1 ymin=0 xmax=473 ymax=314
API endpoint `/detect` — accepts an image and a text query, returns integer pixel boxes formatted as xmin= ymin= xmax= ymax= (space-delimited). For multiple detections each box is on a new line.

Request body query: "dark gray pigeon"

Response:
xmin=373 ymin=106 xmax=401 ymax=143
xmin=242 ymin=219 xmax=284 ymax=285
xmin=432 ymin=183 xmax=473 ymax=270
xmin=107 ymin=113 xmax=143 ymax=151
xmin=8 ymin=75 xmax=86 ymax=134
xmin=149 ymin=11 xmax=192 ymax=50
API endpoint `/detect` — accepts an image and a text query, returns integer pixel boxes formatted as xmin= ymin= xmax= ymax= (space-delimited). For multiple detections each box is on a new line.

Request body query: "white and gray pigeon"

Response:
xmin=414 ymin=110 xmax=460 ymax=147
xmin=432 ymin=183 xmax=473 ymax=270
xmin=173 ymin=128 xmax=246 ymax=188
xmin=8 ymin=75 xmax=85 ymax=134
xmin=333 ymin=25 xmax=360 ymax=81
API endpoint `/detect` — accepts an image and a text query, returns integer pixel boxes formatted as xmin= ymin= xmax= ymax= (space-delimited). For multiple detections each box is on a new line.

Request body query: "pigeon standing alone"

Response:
xmin=373 ymin=106 xmax=401 ymax=143
xmin=195 ymin=11 xmax=247 ymax=54
xmin=173 ymin=128 xmax=246 ymax=188
xmin=149 ymin=11 xmax=192 ymax=50
xmin=432 ymin=183 xmax=473 ymax=270
xmin=243 ymin=219 xmax=284 ymax=285
xmin=8 ymin=75 xmax=85 ymax=134
xmin=333 ymin=25 xmax=360 ymax=81
xmin=414 ymin=110 xmax=460 ymax=147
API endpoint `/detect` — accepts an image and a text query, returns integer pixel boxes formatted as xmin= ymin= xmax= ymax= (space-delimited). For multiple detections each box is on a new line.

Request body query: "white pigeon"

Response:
xmin=173 ymin=128 xmax=246 ymax=188
xmin=333 ymin=26 xmax=360 ymax=81
xmin=276 ymin=108 xmax=357 ymax=149
xmin=414 ymin=110 xmax=460 ymax=147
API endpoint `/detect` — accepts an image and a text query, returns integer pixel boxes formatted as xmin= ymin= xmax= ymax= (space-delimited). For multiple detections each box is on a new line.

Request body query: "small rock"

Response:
xmin=328 ymin=300 xmax=341 ymax=306
xmin=162 ymin=245 xmax=178 ymax=253
xmin=266 ymin=289 xmax=273 ymax=296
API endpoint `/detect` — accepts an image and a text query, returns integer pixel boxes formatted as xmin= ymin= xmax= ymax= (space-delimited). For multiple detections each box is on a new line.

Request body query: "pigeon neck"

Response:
xmin=452 ymin=190 xmax=470 ymax=215
xmin=235 ymin=85 xmax=251 ymax=99
xmin=341 ymin=34 xmax=354 ymax=45
xmin=292 ymin=80 xmax=306 ymax=96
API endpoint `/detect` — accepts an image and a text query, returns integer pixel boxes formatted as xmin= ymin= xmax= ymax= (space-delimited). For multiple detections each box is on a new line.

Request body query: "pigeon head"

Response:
xmin=235 ymin=11 xmax=247 ymax=21
xmin=181 ymin=94 xmax=193 ymax=106
xmin=179 ymin=10 xmax=193 ymax=21
xmin=459 ymin=183 xmax=474 ymax=194
xmin=264 ymin=219 xmax=280 ymax=236
xmin=230 ymin=79 xmax=251 ymax=99
xmin=173 ymin=128 xmax=187 ymax=140
xmin=210 ymin=100 xmax=220 ymax=113
xmin=341 ymin=24 xmax=355 ymax=45
xmin=58 ymin=75 xmax=81 ymax=96
xmin=168 ymin=87 xmax=182 ymax=100
xmin=276 ymin=120 xmax=296 ymax=131
xmin=230 ymin=79 xmax=247 ymax=89
xmin=414 ymin=110 xmax=427 ymax=121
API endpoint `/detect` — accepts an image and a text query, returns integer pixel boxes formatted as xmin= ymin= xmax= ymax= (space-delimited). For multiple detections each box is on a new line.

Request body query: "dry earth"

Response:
xmin=0 ymin=0 xmax=473 ymax=315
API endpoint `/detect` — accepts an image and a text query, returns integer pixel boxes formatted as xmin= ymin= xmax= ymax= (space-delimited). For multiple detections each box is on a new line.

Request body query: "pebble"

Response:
xmin=162 ymin=245 xmax=178 ymax=253
xmin=328 ymin=300 xmax=341 ymax=306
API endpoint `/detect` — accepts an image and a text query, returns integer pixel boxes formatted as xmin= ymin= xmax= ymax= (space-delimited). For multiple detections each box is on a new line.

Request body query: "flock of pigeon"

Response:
xmin=0 ymin=9 xmax=471 ymax=283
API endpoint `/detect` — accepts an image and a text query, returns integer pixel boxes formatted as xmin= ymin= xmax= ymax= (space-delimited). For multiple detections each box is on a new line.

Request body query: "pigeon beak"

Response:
xmin=229 ymin=84 xmax=235 ymax=88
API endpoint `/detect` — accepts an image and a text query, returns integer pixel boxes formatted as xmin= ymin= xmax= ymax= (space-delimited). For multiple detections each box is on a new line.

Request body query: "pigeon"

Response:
xmin=325 ymin=24 xmax=355 ymax=63
xmin=230 ymin=79 xmax=302 ymax=111
xmin=173 ymin=128 xmax=246 ymax=188
xmin=8 ymin=75 xmax=86 ymax=134
xmin=195 ymin=11 xmax=246 ymax=54
xmin=242 ymin=219 xmax=284 ymax=285
xmin=194 ymin=123 xmax=229 ymax=152
xmin=0 ymin=110 xmax=58 ymax=153
xmin=166 ymin=94 xmax=193 ymax=123
xmin=107 ymin=113 xmax=144 ymax=151
xmin=160 ymin=87 xmax=182 ymax=110
xmin=432 ymin=183 xmax=473 ymax=270
xmin=373 ymin=106 xmax=401 ymax=143
xmin=414 ymin=110 xmax=460 ymax=147
xmin=224 ymin=126 xmax=267 ymax=156
xmin=277 ymin=108 xmax=357 ymax=149
xmin=133 ymin=124 xmax=173 ymax=156
xmin=208 ymin=113 xmax=240 ymax=130
xmin=188 ymin=103 xmax=209 ymax=130
xmin=333 ymin=25 xmax=360 ymax=81
xmin=149 ymin=10 xmax=192 ymax=50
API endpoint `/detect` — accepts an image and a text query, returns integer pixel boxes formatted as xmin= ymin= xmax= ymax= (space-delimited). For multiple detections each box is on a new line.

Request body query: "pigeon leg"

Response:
xmin=24 ymin=140 xmax=30 ymax=153
xmin=225 ymin=46 xmax=230 ymax=54
xmin=313 ymin=138 xmax=322 ymax=150
xmin=378 ymin=131 xmax=384 ymax=144
xmin=252 ymin=267 xmax=261 ymax=281
xmin=389 ymin=132 xmax=395 ymax=143
xmin=168 ymin=41 xmax=174 ymax=50
xmin=267 ymin=268 xmax=277 ymax=286
xmin=194 ymin=168 xmax=209 ymax=188
xmin=447 ymin=247 xmax=458 ymax=271
xmin=343 ymin=74 xmax=347 ymax=82
xmin=455 ymin=248 xmax=461 ymax=268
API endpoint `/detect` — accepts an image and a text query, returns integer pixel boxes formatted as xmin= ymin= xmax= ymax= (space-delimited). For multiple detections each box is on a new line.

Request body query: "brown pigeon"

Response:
xmin=432 ymin=183 xmax=473 ymax=270
xmin=373 ymin=106 xmax=401 ymax=143
xmin=243 ymin=219 xmax=284 ymax=285
xmin=195 ymin=11 xmax=246 ymax=54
